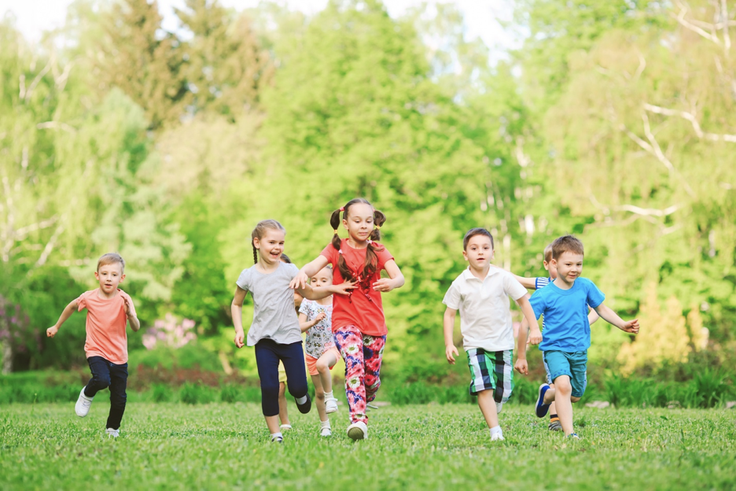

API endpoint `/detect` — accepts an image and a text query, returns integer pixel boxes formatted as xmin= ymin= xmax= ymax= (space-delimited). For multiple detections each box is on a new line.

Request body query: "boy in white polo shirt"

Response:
xmin=443 ymin=228 xmax=540 ymax=441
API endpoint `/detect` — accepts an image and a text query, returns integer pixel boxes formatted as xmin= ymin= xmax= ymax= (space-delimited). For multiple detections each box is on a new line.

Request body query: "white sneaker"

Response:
xmin=75 ymin=387 xmax=93 ymax=417
xmin=279 ymin=424 xmax=292 ymax=431
xmin=496 ymin=401 xmax=503 ymax=414
xmin=105 ymin=428 xmax=119 ymax=438
xmin=320 ymin=426 xmax=332 ymax=437
xmin=325 ymin=397 xmax=339 ymax=414
xmin=346 ymin=421 xmax=367 ymax=441
xmin=491 ymin=432 xmax=505 ymax=441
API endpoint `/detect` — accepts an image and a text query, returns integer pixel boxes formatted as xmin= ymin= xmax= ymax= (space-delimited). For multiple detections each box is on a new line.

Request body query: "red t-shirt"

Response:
xmin=77 ymin=289 xmax=131 ymax=364
xmin=320 ymin=239 xmax=394 ymax=336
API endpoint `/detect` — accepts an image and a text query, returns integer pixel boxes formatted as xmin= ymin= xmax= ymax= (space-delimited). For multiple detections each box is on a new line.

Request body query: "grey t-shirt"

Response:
xmin=236 ymin=262 xmax=302 ymax=346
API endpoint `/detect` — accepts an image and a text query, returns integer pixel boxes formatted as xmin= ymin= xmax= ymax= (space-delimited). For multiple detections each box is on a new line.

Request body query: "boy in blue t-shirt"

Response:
xmin=519 ymin=235 xmax=639 ymax=438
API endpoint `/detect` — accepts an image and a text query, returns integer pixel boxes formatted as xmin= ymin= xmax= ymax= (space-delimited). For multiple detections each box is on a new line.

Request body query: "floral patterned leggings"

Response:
xmin=334 ymin=325 xmax=386 ymax=424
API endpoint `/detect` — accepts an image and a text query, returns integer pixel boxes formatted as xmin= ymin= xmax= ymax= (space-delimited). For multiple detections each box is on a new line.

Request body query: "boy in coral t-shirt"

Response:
xmin=47 ymin=253 xmax=140 ymax=437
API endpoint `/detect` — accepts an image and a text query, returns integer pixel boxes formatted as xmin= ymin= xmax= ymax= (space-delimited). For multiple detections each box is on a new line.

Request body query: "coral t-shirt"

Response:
xmin=320 ymin=239 xmax=394 ymax=336
xmin=77 ymin=289 xmax=131 ymax=364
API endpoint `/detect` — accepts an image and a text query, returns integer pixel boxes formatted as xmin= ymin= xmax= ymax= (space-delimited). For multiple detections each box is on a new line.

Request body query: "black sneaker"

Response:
xmin=296 ymin=394 xmax=312 ymax=414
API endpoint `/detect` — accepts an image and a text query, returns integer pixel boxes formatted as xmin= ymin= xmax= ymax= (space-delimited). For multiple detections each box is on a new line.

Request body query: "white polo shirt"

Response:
xmin=443 ymin=265 xmax=528 ymax=352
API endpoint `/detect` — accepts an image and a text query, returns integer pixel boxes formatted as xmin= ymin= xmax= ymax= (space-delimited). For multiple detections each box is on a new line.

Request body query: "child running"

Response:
xmin=443 ymin=228 xmax=539 ymax=441
xmin=298 ymin=265 xmax=341 ymax=437
xmin=231 ymin=220 xmax=354 ymax=443
xmin=520 ymin=235 xmax=639 ymax=438
xmin=290 ymin=198 xmax=404 ymax=440
xmin=46 ymin=253 xmax=141 ymax=438
xmin=514 ymin=243 xmax=599 ymax=431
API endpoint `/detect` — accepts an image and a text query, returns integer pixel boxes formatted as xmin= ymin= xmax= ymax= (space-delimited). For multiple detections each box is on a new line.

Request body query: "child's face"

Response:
xmin=543 ymin=259 xmax=558 ymax=280
xmin=95 ymin=263 xmax=125 ymax=294
xmin=310 ymin=267 xmax=333 ymax=289
xmin=254 ymin=229 xmax=285 ymax=264
xmin=463 ymin=235 xmax=494 ymax=270
xmin=343 ymin=203 xmax=374 ymax=243
xmin=550 ymin=251 xmax=583 ymax=284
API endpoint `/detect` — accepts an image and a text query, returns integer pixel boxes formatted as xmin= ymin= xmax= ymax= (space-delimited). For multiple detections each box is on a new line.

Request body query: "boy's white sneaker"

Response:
xmin=320 ymin=426 xmax=332 ymax=437
xmin=75 ymin=387 xmax=93 ymax=417
xmin=105 ymin=428 xmax=119 ymax=438
xmin=325 ymin=397 xmax=339 ymax=414
xmin=491 ymin=433 xmax=505 ymax=441
xmin=346 ymin=421 xmax=368 ymax=441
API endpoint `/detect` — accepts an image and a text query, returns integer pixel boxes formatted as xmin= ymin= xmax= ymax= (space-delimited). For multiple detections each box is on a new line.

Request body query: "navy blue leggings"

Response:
xmin=84 ymin=356 xmax=128 ymax=430
xmin=255 ymin=339 xmax=308 ymax=416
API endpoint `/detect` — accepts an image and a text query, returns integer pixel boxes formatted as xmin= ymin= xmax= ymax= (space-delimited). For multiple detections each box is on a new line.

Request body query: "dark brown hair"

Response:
xmin=551 ymin=235 xmax=584 ymax=260
xmin=329 ymin=198 xmax=386 ymax=283
xmin=251 ymin=219 xmax=285 ymax=264
xmin=463 ymin=228 xmax=494 ymax=251
xmin=97 ymin=252 xmax=125 ymax=272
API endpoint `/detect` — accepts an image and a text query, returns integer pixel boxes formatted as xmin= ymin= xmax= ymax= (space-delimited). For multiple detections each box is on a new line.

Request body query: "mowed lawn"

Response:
xmin=1 ymin=402 xmax=735 ymax=490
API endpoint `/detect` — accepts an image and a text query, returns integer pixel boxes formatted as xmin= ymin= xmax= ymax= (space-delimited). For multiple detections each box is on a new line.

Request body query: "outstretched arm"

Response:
xmin=298 ymin=280 xmax=355 ymax=300
xmin=514 ymin=275 xmax=537 ymax=290
xmin=593 ymin=303 xmax=639 ymax=333
xmin=588 ymin=307 xmax=599 ymax=325
xmin=231 ymin=287 xmax=248 ymax=348
xmin=46 ymin=299 xmax=79 ymax=338
xmin=373 ymin=260 xmax=404 ymax=293
xmin=443 ymin=307 xmax=459 ymax=364
xmin=515 ymin=294 xmax=541 ymax=345
xmin=289 ymin=256 xmax=330 ymax=290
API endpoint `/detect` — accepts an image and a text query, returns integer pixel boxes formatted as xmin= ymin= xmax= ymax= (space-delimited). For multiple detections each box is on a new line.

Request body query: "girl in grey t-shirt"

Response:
xmin=230 ymin=219 xmax=354 ymax=443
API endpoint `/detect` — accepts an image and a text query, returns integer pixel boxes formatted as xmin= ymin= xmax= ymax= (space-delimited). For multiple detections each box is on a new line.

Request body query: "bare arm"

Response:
xmin=298 ymin=281 xmax=355 ymax=300
xmin=46 ymin=299 xmax=79 ymax=337
xmin=593 ymin=302 xmax=639 ymax=333
xmin=231 ymin=287 xmax=248 ymax=348
xmin=443 ymin=307 xmax=459 ymax=364
xmin=289 ymin=255 xmax=330 ymax=290
xmin=515 ymin=317 xmax=530 ymax=375
xmin=123 ymin=296 xmax=140 ymax=332
xmin=298 ymin=311 xmax=325 ymax=333
xmin=514 ymin=275 xmax=537 ymax=290
xmin=515 ymin=294 xmax=541 ymax=344
xmin=588 ymin=307 xmax=599 ymax=325
xmin=372 ymin=259 xmax=405 ymax=292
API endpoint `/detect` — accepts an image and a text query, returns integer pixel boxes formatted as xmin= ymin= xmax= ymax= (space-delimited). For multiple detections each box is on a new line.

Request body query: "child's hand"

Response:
xmin=332 ymin=280 xmax=357 ymax=296
xmin=621 ymin=319 xmax=640 ymax=334
xmin=445 ymin=345 xmax=459 ymax=365
xmin=314 ymin=312 xmax=327 ymax=323
xmin=372 ymin=278 xmax=394 ymax=292
xmin=234 ymin=331 xmax=245 ymax=348
xmin=123 ymin=296 xmax=137 ymax=318
xmin=514 ymin=358 xmax=529 ymax=375
xmin=46 ymin=326 xmax=58 ymax=338
xmin=289 ymin=271 xmax=309 ymax=290
xmin=528 ymin=328 xmax=543 ymax=345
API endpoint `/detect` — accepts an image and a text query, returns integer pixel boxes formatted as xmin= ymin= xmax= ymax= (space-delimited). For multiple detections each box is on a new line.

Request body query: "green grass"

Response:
xmin=1 ymin=402 xmax=735 ymax=490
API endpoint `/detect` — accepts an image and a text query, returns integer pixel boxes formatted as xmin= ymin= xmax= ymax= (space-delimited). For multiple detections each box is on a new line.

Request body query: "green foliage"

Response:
xmin=179 ymin=382 xmax=217 ymax=404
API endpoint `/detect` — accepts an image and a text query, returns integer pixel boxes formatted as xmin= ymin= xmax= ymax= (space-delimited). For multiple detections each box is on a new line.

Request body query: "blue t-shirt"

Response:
xmin=529 ymin=277 xmax=605 ymax=352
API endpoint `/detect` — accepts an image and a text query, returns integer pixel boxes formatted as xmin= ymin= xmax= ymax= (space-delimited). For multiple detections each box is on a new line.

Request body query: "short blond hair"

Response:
xmin=97 ymin=252 xmax=125 ymax=272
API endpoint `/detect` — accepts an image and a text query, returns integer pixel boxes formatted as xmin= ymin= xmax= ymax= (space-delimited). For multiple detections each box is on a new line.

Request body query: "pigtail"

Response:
xmin=330 ymin=207 xmax=354 ymax=281
xmin=364 ymin=209 xmax=386 ymax=278
xmin=252 ymin=241 xmax=258 ymax=264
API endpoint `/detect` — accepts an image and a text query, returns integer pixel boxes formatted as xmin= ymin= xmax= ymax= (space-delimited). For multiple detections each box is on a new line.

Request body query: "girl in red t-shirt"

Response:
xmin=291 ymin=198 xmax=405 ymax=440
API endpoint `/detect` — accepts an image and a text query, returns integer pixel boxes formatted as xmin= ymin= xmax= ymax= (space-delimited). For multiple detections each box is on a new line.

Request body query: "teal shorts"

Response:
xmin=543 ymin=350 xmax=587 ymax=398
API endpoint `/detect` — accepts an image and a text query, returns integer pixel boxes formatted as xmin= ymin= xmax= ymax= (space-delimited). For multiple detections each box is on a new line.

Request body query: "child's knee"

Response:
xmin=262 ymin=381 xmax=280 ymax=401
xmin=316 ymin=359 xmax=329 ymax=373
xmin=315 ymin=388 xmax=325 ymax=401
xmin=555 ymin=378 xmax=572 ymax=395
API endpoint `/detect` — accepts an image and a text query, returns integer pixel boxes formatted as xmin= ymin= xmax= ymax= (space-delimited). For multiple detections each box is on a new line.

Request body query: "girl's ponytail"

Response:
xmin=330 ymin=207 xmax=354 ymax=281
xmin=364 ymin=209 xmax=386 ymax=278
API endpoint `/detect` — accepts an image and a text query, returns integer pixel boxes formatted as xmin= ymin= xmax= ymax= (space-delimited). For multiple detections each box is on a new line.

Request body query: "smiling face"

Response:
xmin=551 ymin=251 xmax=583 ymax=286
xmin=253 ymin=228 xmax=285 ymax=265
xmin=95 ymin=262 xmax=125 ymax=295
xmin=463 ymin=234 xmax=494 ymax=271
xmin=343 ymin=203 xmax=374 ymax=244
xmin=310 ymin=267 xmax=333 ymax=289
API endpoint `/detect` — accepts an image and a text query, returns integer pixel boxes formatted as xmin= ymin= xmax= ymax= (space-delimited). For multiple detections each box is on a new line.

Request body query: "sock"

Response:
xmin=324 ymin=390 xmax=334 ymax=400
xmin=270 ymin=432 xmax=283 ymax=441
xmin=320 ymin=419 xmax=331 ymax=428
xmin=550 ymin=413 xmax=559 ymax=422
xmin=296 ymin=395 xmax=308 ymax=405
xmin=490 ymin=426 xmax=503 ymax=437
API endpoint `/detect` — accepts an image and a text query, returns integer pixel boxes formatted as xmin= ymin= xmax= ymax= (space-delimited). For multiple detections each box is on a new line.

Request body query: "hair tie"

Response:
xmin=366 ymin=239 xmax=373 ymax=244
xmin=338 ymin=249 xmax=343 ymax=255
xmin=333 ymin=229 xmax=339 ymax=234
xmin=374 ymin=225 xmax=381 ymax=229
xmin=339 ymin=207 xmax=344 ymax=212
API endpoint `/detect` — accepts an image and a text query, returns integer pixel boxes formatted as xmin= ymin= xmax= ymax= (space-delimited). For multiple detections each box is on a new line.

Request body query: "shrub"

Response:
xmin=180 ymin=382 xmax=216 ymax=404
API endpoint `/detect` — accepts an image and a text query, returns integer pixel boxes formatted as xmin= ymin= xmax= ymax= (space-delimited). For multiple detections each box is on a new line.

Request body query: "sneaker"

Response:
xmin=346 ymin=421 xmax=368 ymax=441
xmin=535 ymin=384 xmax=551 ymax=418
xmin=271 ymin=435 xmax=284 ymax=443
xmin=568 ymin=433 xmax=580 ymax=439
xmin=548 ymin=419 xmax=563 ymax=431
xmin=296 ymin=394 xmax=312 ymax=414
xmin=105 ymin=428 xmax=119 ymax=438
xmin=75 ymin=387 xmax=93 ymax=417
xmin=320 ymin=426 xmax=332 ymax=437
xmin=496 ymin=401 xmax=503 ymax=414
xmin=279 ymin=424 xmax=292 ymax=431
xmin=491 ymin=432 xmax=505 ymax=441
xmin=325 ymin=397 xmax=339 ymax=414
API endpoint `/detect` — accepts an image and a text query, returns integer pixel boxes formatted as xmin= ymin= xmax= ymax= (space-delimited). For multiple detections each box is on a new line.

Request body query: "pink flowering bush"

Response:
xmin=142 ymin=313 xmax=196 ymax=350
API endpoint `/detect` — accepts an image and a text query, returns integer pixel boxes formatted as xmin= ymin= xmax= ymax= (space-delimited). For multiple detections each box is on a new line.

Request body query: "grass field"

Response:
xmin=1 ymin=401 xmax=735 ymax=490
